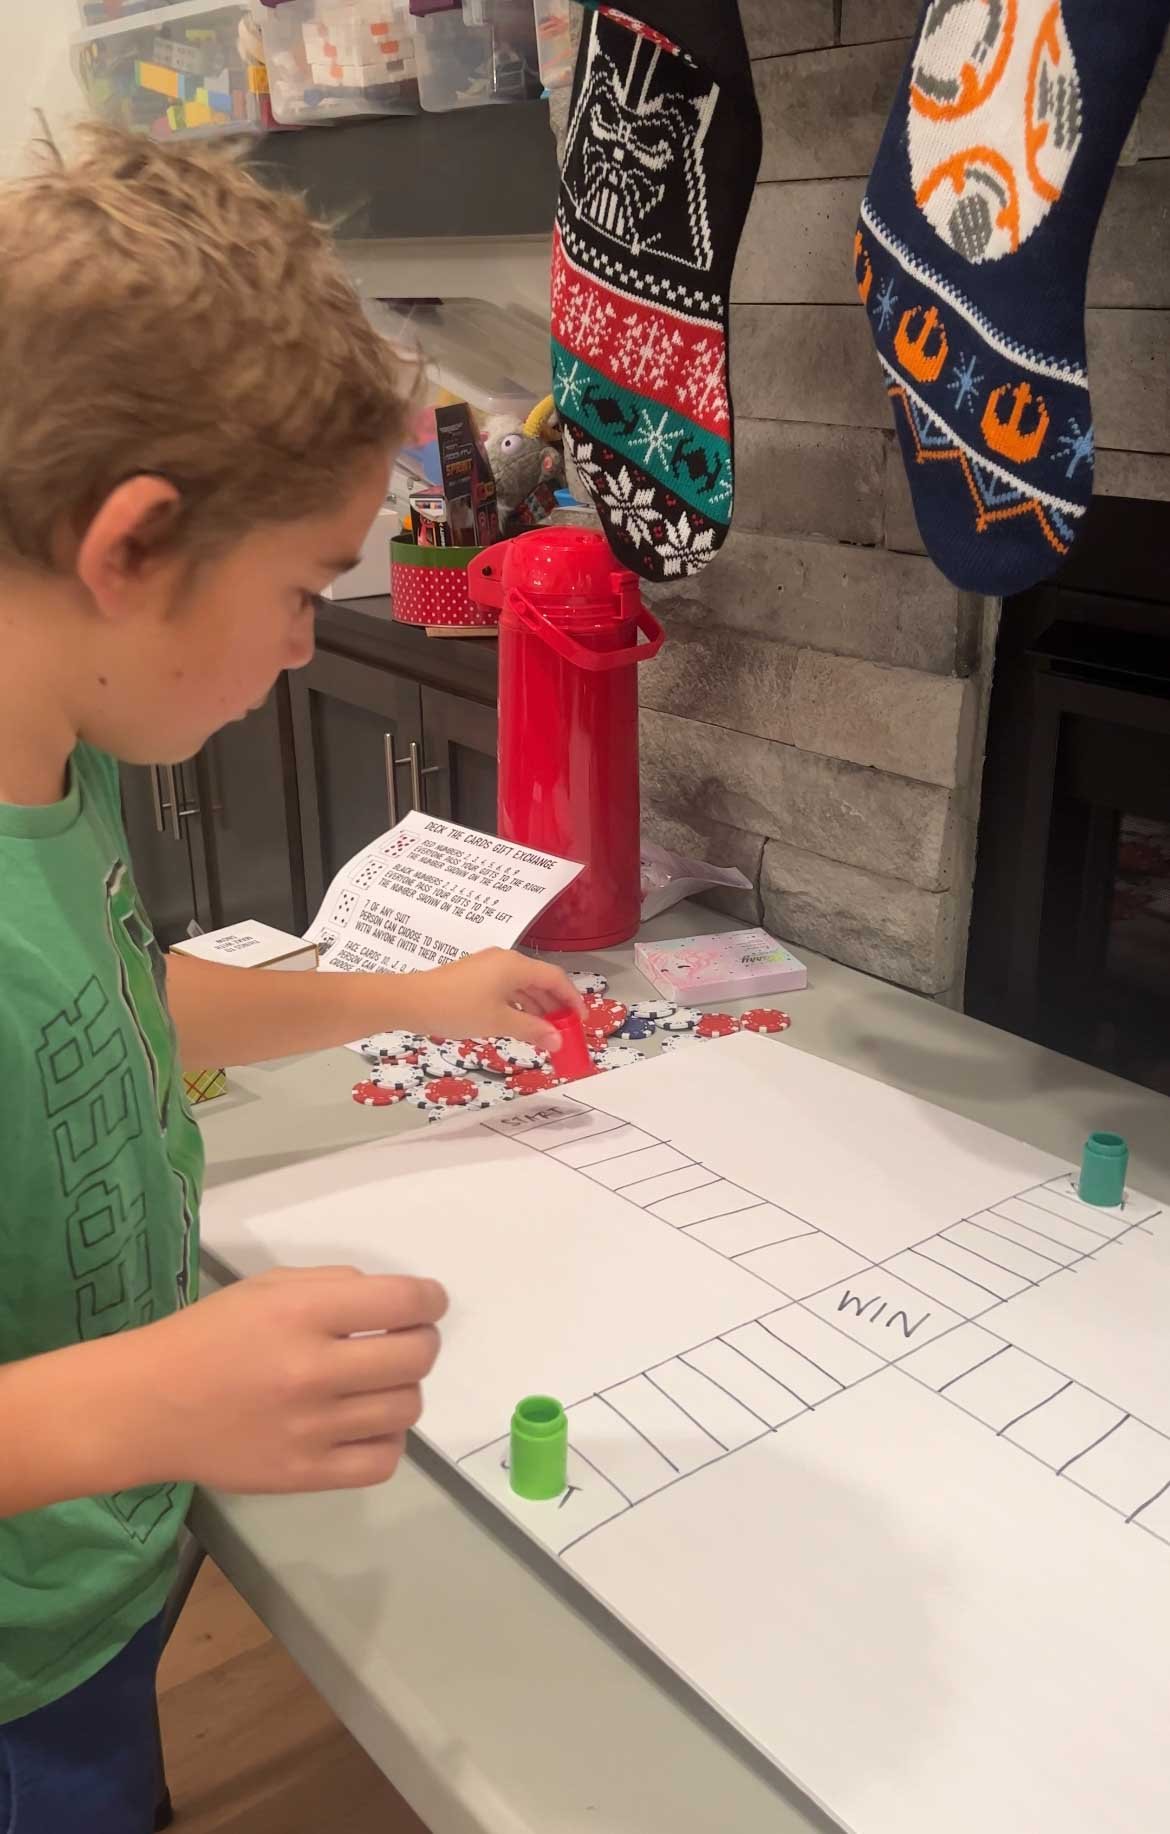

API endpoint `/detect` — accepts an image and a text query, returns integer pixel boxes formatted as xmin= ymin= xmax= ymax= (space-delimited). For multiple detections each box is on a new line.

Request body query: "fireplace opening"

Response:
xmin=966 ymin=497 xmax=1170 ymax=1097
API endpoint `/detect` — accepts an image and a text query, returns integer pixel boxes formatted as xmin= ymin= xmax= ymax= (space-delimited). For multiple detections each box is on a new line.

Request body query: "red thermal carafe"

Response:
xmin=467 ymin=528 xmax=664 ymax=951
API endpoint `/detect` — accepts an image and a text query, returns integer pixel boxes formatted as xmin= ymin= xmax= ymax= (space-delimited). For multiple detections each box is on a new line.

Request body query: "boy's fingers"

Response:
xmin=519 ymin=961 xmax=583 ymax=1011
xmin=505 ymin=1006 xmax=563 ymax=1052
xmin=334 ymin=1326 xmax=442 ymax=1393
xmin=318 ymin=1274 xmax=449 ymax=1337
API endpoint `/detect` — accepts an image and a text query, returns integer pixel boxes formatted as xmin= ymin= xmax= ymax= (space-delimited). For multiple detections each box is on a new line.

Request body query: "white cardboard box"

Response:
xmin=172 ymin=920 xmax=318 ymax=973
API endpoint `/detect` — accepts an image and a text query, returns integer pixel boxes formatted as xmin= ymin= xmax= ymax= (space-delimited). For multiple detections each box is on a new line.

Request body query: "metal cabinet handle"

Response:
xmin=408 ymin=740 xmax=445 ymax=813
xmin=162 ymin=764 xmax=200 ymax=843
xmin=384 ymin=734 xmax=412 ymax=826
xmin=150 ymin=766 xmax=167 ymax=835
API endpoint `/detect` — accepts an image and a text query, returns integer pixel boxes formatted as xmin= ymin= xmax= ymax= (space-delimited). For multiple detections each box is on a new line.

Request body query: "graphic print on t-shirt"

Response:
xmin=32 ymin=858 xmax=202 ymax=1546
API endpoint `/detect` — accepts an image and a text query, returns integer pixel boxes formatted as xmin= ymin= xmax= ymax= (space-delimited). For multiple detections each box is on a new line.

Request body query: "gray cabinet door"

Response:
xmin=120 ymin=762 xmax=204 ymax=947
xmin=197 ymin=682 xmax=306 ymax=935
xmin=289 ymin=651 xmax=424 ymax=914
xmin=418 ymin=685 xmax=498 ymax=836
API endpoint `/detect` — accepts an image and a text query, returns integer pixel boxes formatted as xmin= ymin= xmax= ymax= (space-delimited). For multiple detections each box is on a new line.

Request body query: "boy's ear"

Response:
xmin=74 ymin=476 xmax=184 ymax=616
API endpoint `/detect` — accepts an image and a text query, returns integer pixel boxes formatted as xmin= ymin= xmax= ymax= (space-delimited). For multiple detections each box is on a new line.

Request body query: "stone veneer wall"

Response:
xmin=554 ymin=1 xmax=1170 ymax=998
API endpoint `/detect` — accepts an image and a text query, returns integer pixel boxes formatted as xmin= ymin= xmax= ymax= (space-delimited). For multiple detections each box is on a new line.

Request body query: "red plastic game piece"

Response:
xmin=547 ymin=1007 xmax=599 ymax=1081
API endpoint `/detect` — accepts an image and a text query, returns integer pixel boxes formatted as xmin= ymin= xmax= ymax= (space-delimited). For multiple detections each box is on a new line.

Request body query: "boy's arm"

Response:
xmin=166 ymin=947 xmax=581 ymax=1069
xmin=0 ymin=1269 xmax=447 ymax=1518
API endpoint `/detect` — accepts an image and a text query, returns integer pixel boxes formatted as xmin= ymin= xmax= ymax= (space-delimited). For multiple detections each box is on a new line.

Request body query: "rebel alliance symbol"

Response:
xmin=853 ymin=230 xmax=873 ymax=305
xmin=561 ymin=15 xmax=718 ymax=272
xmin=981 ymin=381 xmax=1050 ymax=462
xmin=894 ymin=305 xmax=950 ymax=384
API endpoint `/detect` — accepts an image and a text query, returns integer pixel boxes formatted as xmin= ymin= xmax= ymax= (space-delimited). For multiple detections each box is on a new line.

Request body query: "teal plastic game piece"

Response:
xmin=509 ymin=1395 xmax=568 ymax=1500
xmin=1078 ymin=1132 xmax=1129 ymax=1208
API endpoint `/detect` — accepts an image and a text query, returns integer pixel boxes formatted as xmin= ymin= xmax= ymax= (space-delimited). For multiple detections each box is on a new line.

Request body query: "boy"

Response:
xmin=0 ymin=126 xmax=579 ymax=1831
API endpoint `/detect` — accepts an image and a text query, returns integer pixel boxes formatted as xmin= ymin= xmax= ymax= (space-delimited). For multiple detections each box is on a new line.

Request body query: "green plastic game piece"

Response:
xmin=509 ymin=1395 xmax=568 ymax=1501
xmin=1078 ymin=1132 xmax=1129 ymax=1208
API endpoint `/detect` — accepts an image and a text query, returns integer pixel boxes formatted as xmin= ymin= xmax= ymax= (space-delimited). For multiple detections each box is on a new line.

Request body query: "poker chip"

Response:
xmin=740 ymin=1008 xmax=791 ymax=1035
xmin=469 ymin=1080 xmax=517 ymax=1106
xmin=592 ymin=1043 xmax=646 ymax=1072
xmin=659 ymin=1007 xmax=699 ymax=1033
xmin=570 ymin=970 xmax=609 ymax=995
xmin=505 ymin=1067 xmax=567 ymax=1097
xmin=617 ymin=1014 xmax=657 ymax=1041
xmin=449 ymin=1038 xmax=512 ymax=1076
xmin=583 ymin=996 xmax=629 ymax=1037
xmin=492 ymin=1037 xmax=548 ymax=1071
xmin=352 ymin=1080 xmax=409 ymax=1108
xmin=375 ymin=1064 xmax=426 ymax=1092
xmin=694 ymin=1012 xmax=740 ymax=1041
xmin=416 ymin=1076 xmax=482 ymax=1110
xmin=629 ymin=999 xmax=677 ymax=1021
xmin=360 ymin=1030 xmax=428 ymax=1062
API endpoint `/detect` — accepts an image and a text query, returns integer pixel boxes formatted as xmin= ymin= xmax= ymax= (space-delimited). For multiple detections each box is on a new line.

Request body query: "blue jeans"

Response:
xmin=0 ymin=1615 xmax=163 ymax=1834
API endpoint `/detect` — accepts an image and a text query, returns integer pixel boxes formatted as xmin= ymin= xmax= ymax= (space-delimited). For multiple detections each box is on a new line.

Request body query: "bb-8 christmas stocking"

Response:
xmin=552 ymin=2 xmax=762 ymax=582
xmin=857 ymin=0 xmax=1170 ymax=595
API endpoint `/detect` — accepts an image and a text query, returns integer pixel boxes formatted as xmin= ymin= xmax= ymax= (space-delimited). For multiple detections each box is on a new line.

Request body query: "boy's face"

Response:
xmin=82 ymin=453 xmax=390 ymax=766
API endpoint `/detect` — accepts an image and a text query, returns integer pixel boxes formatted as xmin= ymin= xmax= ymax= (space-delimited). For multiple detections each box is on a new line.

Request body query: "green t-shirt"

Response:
xmin=0 ymin=744 xmax=204 ymax=1724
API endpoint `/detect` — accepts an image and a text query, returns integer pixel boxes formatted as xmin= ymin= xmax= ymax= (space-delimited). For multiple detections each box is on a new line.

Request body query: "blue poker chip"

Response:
xmin=618 ymin=1014 xmax=658 ymax=1041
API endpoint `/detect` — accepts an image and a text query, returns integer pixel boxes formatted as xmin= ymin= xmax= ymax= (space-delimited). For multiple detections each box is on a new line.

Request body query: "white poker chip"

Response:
xmin=570 ymin=970 xmax=609 ymax=996
xmin=659 ymin=1007 xmax=699 ymax=1032
xmin=470 ymin=1080 xmax=517 ymax=1107
xmin=375 ymin=1064 xmax=426 ymax=1093
xmin=592 ymin=1042 xmax=646 ymax=1072
xmin=629 ymin=999 xmax=677 ymax=1021
xmin=362 ymin=1029 xmax=428 ymax=1060
xmin=491 ymin=1036 xmax=548 ymax=1071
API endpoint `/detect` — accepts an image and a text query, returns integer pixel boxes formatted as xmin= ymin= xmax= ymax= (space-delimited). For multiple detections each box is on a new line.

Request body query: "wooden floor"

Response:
xmin=157 ymin=1562 xmax=430 ymax=1834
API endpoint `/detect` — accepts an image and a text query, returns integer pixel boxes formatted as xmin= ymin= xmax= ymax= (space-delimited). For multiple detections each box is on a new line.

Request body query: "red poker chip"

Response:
xmin=452 ymin=1038 xmax=511 ymax=1076
xmin=505 ymin=1068 xmax=566 ymax=1097
xmin=420 ymin=1076 xmax=482 ymax=1108
xmin=582 ymin=995 xmax=629 ymax=1037
xmin=741 ymin=1008 xmax=791 ymax=1035
xmin=352 ymin=1080 xmax=409 ymax=1108
xmin=694 ymin=1012 xmax=741 ymax=1040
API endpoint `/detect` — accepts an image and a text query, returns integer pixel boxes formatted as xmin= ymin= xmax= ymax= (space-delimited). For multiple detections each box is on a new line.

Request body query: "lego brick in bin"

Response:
xmin=74 ymin=3 xmax=273 ymax=140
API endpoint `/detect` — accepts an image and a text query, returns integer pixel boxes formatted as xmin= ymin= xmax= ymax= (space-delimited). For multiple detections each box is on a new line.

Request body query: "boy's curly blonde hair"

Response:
xmin=0 ymin=126 xmax=419 ymax=571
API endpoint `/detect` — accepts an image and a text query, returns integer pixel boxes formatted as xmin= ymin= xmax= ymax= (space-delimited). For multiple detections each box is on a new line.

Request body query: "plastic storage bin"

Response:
xmin=533 ymin=0 xmax=573 ymax=91
xmin=257 ymin=0 xmax=419 ymax=124
xmin=78 ymin=0 xmax=192 ymax=22
xmin=74 ymin=1 xmax=273 ymax=140
xmin=411 ymin=0 xmax=540 ymax=112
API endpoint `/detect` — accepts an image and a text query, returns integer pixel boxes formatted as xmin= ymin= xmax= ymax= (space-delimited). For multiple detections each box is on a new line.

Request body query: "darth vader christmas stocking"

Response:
xmin=857 ymin=0 xmax=1170 ymax=596
xmin=551 ymin=1 xmax=762 ymax=581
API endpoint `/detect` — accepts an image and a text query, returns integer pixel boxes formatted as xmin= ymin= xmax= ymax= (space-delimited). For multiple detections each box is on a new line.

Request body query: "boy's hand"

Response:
xmin=394 ymin=948 xmax=583 ymax=1054
xmin=135 ymin=1267 xmax=448 ymax=1495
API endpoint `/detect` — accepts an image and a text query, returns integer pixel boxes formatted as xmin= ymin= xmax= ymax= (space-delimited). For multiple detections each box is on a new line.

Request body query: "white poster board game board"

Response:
xmin=201 ymin=1034 xmax=1170 ymax=1834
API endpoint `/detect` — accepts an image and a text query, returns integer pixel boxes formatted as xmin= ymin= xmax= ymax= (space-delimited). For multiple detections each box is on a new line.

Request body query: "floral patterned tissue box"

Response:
xmin=634 ymin=929 xmax=808 ymax=1004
